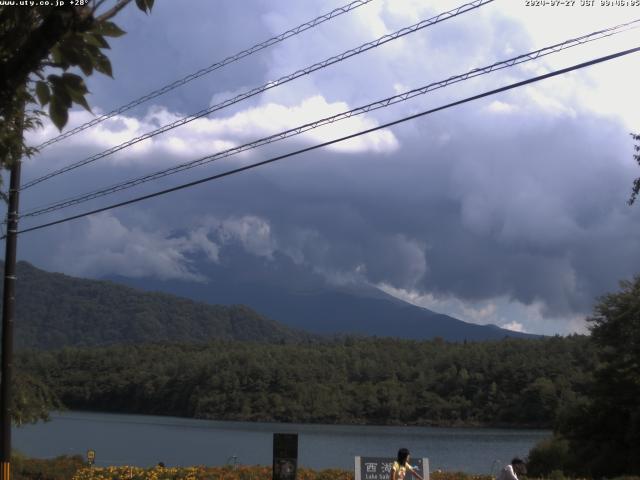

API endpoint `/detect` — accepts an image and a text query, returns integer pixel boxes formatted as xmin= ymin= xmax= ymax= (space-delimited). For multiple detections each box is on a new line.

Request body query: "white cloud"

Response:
xmin=26 ymin=94 xmax=398 ymax=181
xmin=214 ymin=95 xmax=399 ymax=154
xmin=486 ymin=100 xmax=517 ymax=114
xmin=374 ymin=284 xmax=589 ymax=335
xmin=462 ymin=303 xmax=498 ymax=321
xmin=52 ymin=213 xmax=210 ymax=282
xmin=184 ymin=227 xmax=221 ymax=263
xmin=501 ymin=321 xmax=526 ymax=333
xmin=45 ymin=213 xmax=281 ymax=280
xmin=216 ymin=215 xmax=277 ymax=259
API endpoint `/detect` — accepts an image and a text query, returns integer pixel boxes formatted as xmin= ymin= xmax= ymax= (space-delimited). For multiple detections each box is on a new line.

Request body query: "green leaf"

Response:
xmin=76 ymin=57 xmax=94 ymax=76
xmin=49 ymin=96 xmax=69 ymax=131
xmin=56 ymin=40 xmax=83 ymax=70
xmin=62 ymin=73 xmax=88 ymax=94
xmin=94 ymin=21 xmax=126 ymax=38
xmin=76 ymin=44 xmax=101 ymax=76
xmin=46 ymin=74 xmax=62 ymax=87
xmin=35 ymin=81 xmax=50 ymax=106
xmin=135 ymin=0 xmax=154 ymax=13
xmin=50 ymin=45 xmax=69 ymax=70
xmin=92 ymin=51 xmax=113 ymax=78
xmin=60 ymin=73 xmax=92 ymax=113
xmin=69 ymin=92 xmax=92 ymax=113
xmin=84 ymin=33 xmax=110 ymax=49
xmin=49 ymin=76 xmax=72 ymax=109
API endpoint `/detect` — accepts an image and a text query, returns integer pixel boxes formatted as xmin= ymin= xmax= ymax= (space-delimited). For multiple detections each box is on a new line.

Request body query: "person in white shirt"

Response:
xmin=497 ymin=458 xmax=526 ymax=480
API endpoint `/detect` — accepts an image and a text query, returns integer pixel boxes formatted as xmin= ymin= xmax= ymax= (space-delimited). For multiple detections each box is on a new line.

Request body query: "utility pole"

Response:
xmin=0 ymin=110 xmax=23 ymax=480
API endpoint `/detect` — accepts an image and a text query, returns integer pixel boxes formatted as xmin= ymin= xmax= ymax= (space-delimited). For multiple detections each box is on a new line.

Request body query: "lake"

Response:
xmin=14 ymin=411 xmax=550 ymax=474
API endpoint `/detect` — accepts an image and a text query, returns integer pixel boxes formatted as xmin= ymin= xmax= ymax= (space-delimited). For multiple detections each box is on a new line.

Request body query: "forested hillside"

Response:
xmin=5 ymin=261 xmax=314 ymax=349
xmin=19 ymin=335 xmax=595 ymax=427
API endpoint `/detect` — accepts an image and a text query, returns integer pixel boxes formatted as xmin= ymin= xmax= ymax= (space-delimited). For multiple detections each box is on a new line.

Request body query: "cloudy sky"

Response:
xmin=10 ymin=0 xmax=640 ymax=335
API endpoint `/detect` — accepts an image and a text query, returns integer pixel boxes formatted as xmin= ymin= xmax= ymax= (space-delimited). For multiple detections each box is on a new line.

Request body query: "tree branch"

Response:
xmin=92 ymin=0 xmax=108 ymax=13
xmin=96 ymin=0 xmax=132 ymax=22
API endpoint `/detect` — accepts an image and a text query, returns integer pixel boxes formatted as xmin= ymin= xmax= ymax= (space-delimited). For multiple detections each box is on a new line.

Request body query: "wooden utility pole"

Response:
xmin=0 ymin=108 xmax=23 ymax=480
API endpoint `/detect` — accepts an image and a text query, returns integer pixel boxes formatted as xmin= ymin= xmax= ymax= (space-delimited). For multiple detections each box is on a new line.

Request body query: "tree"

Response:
xmin=0 ymin=0 xmax=154 ymax=425
xmin=0 ymin=0 xmax=154 ymax=171
xmin=629 ymin=133 xmax=640 ymax=205
xmin=10 ymin=371 xmax=63 ymax=426
xmin=555 ymin=276 xmax=640 ymax=476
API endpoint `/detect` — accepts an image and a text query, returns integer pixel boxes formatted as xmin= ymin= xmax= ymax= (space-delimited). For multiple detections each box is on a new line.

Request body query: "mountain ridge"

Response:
xmin=103 ymin=246 xmax=538 ymax=341
xmin=3 ymin=261 xmax=314 ymax=350
xmin=4 ymin=254 xmax=537 ymax=347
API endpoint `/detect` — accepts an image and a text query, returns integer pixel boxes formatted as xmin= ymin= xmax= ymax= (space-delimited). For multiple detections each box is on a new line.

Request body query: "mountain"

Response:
xmin=108 ymin=245 xmax=538 ymax=341
xmin=4 ymin=261 xmax=313 ymax=350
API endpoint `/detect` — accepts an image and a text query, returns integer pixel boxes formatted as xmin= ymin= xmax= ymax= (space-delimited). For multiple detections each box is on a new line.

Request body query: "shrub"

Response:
xmin=526 ymin=436 xmax=570 ymax=477
xmin=12 ymin=453 xmax=85 ymax=480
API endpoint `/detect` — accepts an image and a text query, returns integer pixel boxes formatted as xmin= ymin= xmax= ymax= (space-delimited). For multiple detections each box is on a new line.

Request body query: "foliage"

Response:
xmin=0 ymin=0 xmax=153 ymax=170
xmin=629 ymin=133 xmax=640 ymax=205
xmin=2 ymin=261 xmax=314 ymax=349
xmin=547 ymin=276 xmax=640 ymax=477
xmin=10 ymin=370 xmax=63 ymax=425
xmin=12 ymin=453 xmax=85 ymax=480
xmin=526 ymin=436 xmax=570 ymax=478
xmin=69 ymin=465 xmax=494 ymax=480
xmin=432 ymin=474 xmax=492 ymax=480
xmin=0 ymin=0 xmax=153 ymax=428
xmin=72 ymin=465 xmax=352 ymax=480
xmin=19 ymin=335 xmax=595 ymax=427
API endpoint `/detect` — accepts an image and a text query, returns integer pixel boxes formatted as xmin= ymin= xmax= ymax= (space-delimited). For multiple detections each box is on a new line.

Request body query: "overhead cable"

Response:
xmin=19 ymin=18 xmax=640 ymax=219
xmin=20 ymin=0 xmax=494 ymax=190
xmin=33 ymin=0 xmax=376 ymax=150
xmin=11 ymin=45 xmax=640 ymax=238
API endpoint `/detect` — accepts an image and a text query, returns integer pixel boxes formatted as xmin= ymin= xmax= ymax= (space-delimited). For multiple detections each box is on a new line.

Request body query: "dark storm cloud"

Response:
xmin=12 ymin=0 xmax=640 ymax=333
xmin=81 ymin=0 xmax=355 ymax=116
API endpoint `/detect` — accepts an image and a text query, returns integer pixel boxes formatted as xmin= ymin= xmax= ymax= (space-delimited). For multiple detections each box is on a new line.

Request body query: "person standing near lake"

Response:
xmin=391 ymin=448 xmax=424 ymax=480
xmin=497 ymin=458 xmax=526 ymax=480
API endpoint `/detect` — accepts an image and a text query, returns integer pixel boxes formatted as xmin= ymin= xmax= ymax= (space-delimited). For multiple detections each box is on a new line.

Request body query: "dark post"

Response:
xmin=0 ymin=159 xmax=21 ymax=480
xmin=273 ymin=433 xmax=298 ymax=480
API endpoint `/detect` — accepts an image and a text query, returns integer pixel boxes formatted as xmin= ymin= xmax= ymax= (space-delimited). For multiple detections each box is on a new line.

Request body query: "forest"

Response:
xmin=18 ymin=335 xmax=594 ymax=428
xmin=6 ymin=261 xmax=314 ymax=350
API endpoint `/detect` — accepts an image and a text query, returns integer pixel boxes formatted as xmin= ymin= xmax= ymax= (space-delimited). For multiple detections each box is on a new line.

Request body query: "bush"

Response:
xmin=11 ymin=453 xmax=85 ymax=480
xmin=69 ymin=465 xmax=496 ymax=480
xmin=526 ymin=436 xmax=570 ymax=477
xmin=71 ymin=465 xmax=355 ymax=480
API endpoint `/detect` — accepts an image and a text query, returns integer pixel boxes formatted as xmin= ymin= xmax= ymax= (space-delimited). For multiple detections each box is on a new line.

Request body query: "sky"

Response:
xmin=9 ymin=0 xmax=640 ymax=335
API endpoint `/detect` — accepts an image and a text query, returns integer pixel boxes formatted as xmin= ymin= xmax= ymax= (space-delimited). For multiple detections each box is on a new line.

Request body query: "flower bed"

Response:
xmin=71 ymin=466 xmax=493 ymax=480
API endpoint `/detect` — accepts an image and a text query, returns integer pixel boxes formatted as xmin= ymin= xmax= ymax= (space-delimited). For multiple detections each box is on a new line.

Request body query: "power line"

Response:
xmin=33 ymin=0 xmax=376 ymax=151
xmin=12 ymin=45 xmax=640 ymax=238
xmin=20 ymin=0 xmax=494 ymax=191
xmin=19 ymin=18 xmax=640 ymax=219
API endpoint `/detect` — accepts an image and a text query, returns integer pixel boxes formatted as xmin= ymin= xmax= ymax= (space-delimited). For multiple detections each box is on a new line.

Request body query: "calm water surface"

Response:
xmin=14 ymin=411 xmax=550 ymax=473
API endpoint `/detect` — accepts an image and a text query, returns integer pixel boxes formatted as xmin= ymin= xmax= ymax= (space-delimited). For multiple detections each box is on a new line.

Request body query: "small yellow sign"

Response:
xmin=1 ymin=461 xmax=10 ymax=480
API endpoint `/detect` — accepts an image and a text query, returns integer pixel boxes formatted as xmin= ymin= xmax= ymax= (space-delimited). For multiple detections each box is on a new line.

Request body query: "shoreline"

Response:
xmin=49 ymin=409 xmax=553 ymax=431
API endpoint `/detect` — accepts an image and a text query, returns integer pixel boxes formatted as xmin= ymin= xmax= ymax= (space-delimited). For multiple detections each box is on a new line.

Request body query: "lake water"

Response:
xmin=14 ymin=411 xmax=550 ymax=474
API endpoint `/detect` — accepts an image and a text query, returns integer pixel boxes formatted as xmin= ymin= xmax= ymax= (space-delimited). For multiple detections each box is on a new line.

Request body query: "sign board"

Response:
xmin=273 ymin=433 xmax=298 ymax=480
xmin=355 ymin=457 xmax=429 ymax=480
